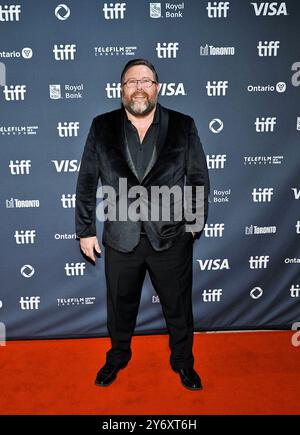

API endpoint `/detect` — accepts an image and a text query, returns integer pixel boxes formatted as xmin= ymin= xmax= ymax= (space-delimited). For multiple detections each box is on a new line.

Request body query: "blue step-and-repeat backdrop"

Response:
xmin=0 ymin=0 xmax=299 ymax=339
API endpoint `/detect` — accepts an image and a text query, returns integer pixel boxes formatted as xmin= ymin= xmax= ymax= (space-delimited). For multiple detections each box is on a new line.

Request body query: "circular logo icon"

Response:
xmin=209 ymin=118 xmax=224 ymax=133
xmin=276 ymin=82 xmax=286 ymax=93
xmin=22 ymin=48 xmax=33 ymax=59
xmin=250 ymin=287 xmax=263 ymax=299
xmin=55 ymin=4 xmax=71 ymax=20
xmin=20 ymin=264 xmax=35 ymax=278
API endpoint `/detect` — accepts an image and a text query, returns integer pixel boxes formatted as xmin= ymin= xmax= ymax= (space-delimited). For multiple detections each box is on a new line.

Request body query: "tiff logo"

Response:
xmin=53 ymin=44 xmax=76 ymax=60
xmin=61 ymin=194 xmax=76 ymax=208
xmin=57 ymin=121 xmax=79 ymax=137
xmin=3 ymin=85 xmax=26 ymax=101
xmin=106 ymin=82 xmax=121 ymax=98
xmin=206 ymin=80 xmax=228 ymax=96
xmin=202 ymin=289 xmax=223 ymax=302
xmin=65 ymin=262 xmax=86 ymax=276
xmin=257 ymin=41 xmax=280 ymax=56
xmin=20 ymin=296 xmax=40 ymax=310
xmin=252 ymin=187 xmax=274 ymax=202
xmin=0 ymin=4 xmax=21 ymax=21
xmin=9 ymin=160 xmax=31 ymax=175
xmin=156 ymin=42 xmax=179 ymax=58
xmin=103 ymin=2 xmax=126 ymax=19
xmin=14 ymin=230 xmax=36 ymax=244
xmin=255 ymin=117 xmax=276 ymax=132
xmin=290 ymin=285 xmax=300 ymax=298
xmin=204 ymin=223 xmax=225 ymax=237
xmin=206 ymin=154 xmax=227 ymax=169
xmin=296 ymin=221 xmax=300 ymax=234
xmin=249 ymin=255 xmax=270 ymax=269
xmin=207 ymin=1 xmax=230 ymax=18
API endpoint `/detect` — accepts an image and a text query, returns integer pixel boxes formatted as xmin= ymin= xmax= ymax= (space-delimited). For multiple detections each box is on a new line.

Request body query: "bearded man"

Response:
xmin=75 ymin=58 xmax=210 ymax=390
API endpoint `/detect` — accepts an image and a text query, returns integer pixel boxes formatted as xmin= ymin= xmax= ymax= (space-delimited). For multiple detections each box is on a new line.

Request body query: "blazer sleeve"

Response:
xmin=75 ymin=118 xmax=100 ymax=238
xmin=185 ymin=118 xmax=210 ymax=239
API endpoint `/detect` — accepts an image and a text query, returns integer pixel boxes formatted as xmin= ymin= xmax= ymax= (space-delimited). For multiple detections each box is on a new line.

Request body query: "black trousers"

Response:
xmin=104 ymin=232 xmax=195 ymax=371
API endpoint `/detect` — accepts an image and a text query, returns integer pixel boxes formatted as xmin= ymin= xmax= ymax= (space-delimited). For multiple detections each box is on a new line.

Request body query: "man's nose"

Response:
xmin=136 ymin=80 xmax=143 ymax=90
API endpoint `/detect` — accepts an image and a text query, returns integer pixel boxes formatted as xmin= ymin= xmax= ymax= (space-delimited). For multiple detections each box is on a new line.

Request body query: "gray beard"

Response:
xmin=122 ymin=98 xmax=156 ymax=117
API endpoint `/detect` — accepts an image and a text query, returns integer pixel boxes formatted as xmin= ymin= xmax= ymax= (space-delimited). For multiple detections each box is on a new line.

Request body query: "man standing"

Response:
xmin=75 ymin=59 xmax=210 ymax=391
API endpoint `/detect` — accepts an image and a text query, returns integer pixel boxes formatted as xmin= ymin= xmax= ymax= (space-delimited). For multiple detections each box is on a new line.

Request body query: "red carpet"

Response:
xmin=0 ymin=331 xmax=299 ymax=414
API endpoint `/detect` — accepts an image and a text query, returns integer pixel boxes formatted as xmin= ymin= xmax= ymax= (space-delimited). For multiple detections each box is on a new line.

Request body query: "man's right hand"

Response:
xmin=79 ymin=236 xmax=101 ymax=262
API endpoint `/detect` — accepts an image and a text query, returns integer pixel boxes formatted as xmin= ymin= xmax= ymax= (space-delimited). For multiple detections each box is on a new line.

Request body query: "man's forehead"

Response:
xmin=124 ymin=65 xmax=155 ymax=79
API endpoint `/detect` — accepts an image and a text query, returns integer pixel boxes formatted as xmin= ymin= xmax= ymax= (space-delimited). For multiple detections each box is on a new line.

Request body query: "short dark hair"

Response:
xmin=120 ymin=58 xmax=159 ymax=84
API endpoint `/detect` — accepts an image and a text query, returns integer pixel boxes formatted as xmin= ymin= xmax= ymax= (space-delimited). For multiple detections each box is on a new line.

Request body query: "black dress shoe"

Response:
xmin=176 ymin=368 xmax=203 ymax=391
xmin=95 ymin=361 xmax=128 ymax=387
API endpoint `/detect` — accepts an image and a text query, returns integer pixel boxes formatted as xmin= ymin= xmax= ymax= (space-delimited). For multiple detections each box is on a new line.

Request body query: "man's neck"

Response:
xmin=125 ymin=106 xmax=156 ymax=126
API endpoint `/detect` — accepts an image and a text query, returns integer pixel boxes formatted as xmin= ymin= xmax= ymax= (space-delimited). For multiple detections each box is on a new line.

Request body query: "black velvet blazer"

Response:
xmin=75 ymin=104 xmax=210 ymax=252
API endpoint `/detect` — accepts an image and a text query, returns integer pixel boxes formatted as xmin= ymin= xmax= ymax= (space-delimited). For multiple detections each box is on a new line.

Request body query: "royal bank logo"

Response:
xmin=0 ymin=4 xmax=21 ymax=21
xmin=150 ymin=2 xmax=161 ymax=17
xmin=50 ymin=83 xmax=83 ymax=99
xmin=209 ymin=118 xmax=224 ymax=133
xmin=211 ymin=189 xmax=231 ymax=203
xmin=94 ymin=46 xmax=137 ymax=56
xmin=244 ymin=155 xmax=283 ymax=165
xmin=55 ymin=4 xmax=71 ymax=20
xmin=251 ymin=2 xmax=288 ymax=16
xmin=0 ymin=125 xmax=38 ymax=135
xmin=150 ymin=2 xmax=185 ymax=18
